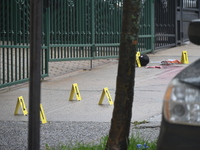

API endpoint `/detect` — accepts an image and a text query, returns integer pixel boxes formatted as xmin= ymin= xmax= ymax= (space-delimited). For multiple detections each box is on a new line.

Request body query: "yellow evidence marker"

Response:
xmin=98 ymin=87 xmax=113 ymax=105
xmin=40 ymin=104 xmax=47 ymax=124
xmin=136 ymin=51 xmax=141 ymax=67
xmin=69 ymin=83 xmax=82 ymax=101
xmin=14 ymin=96 xmax=28 ymax=116
xmin=181 ymin=51 xmax=189 ymax=64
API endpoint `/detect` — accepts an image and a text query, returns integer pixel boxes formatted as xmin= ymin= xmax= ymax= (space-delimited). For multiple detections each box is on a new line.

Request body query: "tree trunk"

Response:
xmin=105 ymin=0 xmax=142 ymax=150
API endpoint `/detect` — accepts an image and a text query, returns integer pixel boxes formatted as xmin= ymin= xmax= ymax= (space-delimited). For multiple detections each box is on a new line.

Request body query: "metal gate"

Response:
xmin=138 ymin=0 xmax=154 ymax=53
xmin=0 ymin=0 xmax=48 ymax=88
xmin=1 ymin=0 xmax=155 ymax=88
xmin=46 ymin=0 xmax=123 ymax=61
xmin=154 ymin=0 xmax=200 ymax=49
xmin=177 ymin=0 xmax=200 ymax=44
xmin=46 ymin=0 xmax=154 ymax=61
xmin=155 ymin=0 xmax=176 ymax=49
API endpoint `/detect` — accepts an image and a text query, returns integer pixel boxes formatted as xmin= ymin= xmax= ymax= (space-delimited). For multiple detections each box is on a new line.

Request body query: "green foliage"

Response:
xmin=132 ymin=120 xmax=149 ymax=126
xmin=128 ymin=134 xmax=157 ymax=150
xmin=45 ymin=134 xmax=157 ymax=150
xmin=45 ymin=136 xmax=108 ymax=150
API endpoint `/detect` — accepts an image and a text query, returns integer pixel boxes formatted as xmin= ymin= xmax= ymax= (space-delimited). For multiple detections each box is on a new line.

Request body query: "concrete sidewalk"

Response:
xmin=0 ymin=43 xmax=199 ymax=125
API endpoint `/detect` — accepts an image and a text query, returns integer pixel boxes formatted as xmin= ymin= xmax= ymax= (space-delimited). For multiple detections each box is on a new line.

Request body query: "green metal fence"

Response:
xmin=47 ymin=0 xmax=154 ymax=61
xmin=138 ymin=0 xmax=154 ymax=53
xmin=0 ymin=0 xmax=48 ymax=88
xmin=46 ymin=0 xmax=123 ymax=61
xmin=0 ymin=0 xmax=154 ymax=88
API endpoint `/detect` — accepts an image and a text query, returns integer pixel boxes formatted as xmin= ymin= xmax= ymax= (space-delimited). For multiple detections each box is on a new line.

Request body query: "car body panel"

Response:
xmin=157 ymin=58 xmax=200 ymax=150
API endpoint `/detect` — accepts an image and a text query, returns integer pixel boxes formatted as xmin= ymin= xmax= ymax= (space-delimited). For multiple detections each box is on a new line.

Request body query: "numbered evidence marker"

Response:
xmin=98 ymin=87 xmax=113 ymax=105
xmin=40 ymin=104 xmax=47 ymax=124
xmin=136 ymin=51 xmax=141 ymax=67
xmin=14 ymin=96 xmax=28 ymax=116
xmin=69 ymin=83 xmax=82 ymax=101
xmin=181 ymin=51 xmax=189 ymax=64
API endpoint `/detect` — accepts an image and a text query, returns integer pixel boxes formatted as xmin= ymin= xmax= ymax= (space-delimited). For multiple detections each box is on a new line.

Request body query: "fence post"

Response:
xmin=198 ymin=0 xmax=200 ymax=18
xmin=90 ymin=0 xmax=95 ymax=68
xmin=175 ymin=0 xmax=178 ymax=46
xmin=44 ymin=0 xmax=50 ymax=76
xmin=151 ymin=0 xmax=155 ymax=53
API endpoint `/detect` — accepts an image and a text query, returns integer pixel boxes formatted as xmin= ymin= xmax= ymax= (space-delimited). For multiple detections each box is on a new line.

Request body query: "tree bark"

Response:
xmin=105 ymin=0 xmax=142 ymax=150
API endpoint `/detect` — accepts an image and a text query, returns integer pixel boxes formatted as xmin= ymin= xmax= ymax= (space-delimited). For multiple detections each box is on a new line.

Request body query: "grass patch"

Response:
xmin=128 ymin=133 xmax=157 ymax=150
xmin=45 ymin=134 xmax=157 ymax=150
xmin=132 ymin=120 xmax=149 ymax=126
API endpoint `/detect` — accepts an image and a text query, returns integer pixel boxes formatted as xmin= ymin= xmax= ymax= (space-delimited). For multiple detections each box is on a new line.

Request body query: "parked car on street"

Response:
xmin=157 ymin=19 xmax=200 ymax=150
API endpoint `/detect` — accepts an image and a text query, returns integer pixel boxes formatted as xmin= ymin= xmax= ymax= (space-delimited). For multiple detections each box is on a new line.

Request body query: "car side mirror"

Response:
xmin=188 ymin=19 xmax=200 ymax=45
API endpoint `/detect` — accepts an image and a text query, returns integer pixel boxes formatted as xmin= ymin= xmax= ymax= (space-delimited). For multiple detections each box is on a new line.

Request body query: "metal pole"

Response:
xmin=28 ymin=0 xmax=42 ymax=149
xmin=91 ymin=0 xmax=95 ymax=69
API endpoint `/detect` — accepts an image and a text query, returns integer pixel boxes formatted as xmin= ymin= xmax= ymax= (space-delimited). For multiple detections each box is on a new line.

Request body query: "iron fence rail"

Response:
xmin=138 ymin=0 xmax=154 ymax=53
xmin=155 ymin=0 xmax=176 ymax=49
xmin=47 ymin=0 xmax=123 ymax=61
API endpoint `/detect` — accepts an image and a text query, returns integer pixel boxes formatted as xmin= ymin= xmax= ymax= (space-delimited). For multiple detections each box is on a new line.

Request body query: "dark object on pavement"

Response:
xmin=139 ymin=54 xmax=149 ymax=66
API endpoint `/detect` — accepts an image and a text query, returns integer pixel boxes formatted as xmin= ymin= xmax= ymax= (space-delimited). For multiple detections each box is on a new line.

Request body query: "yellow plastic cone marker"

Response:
xmin=181 ymin=51 xmax=189 ymax=64
xmin=136 ymin=51 xmax=141 ymax=67
xmin=69 ymin=83 xmax=82 ymax=101
xmin=14 ymin=96 xmax=28 ymax=116
xmin=98 ymin=87 xmax=113 ymax=105
xmin=40 ymin=104 xmax=47 ymax=124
